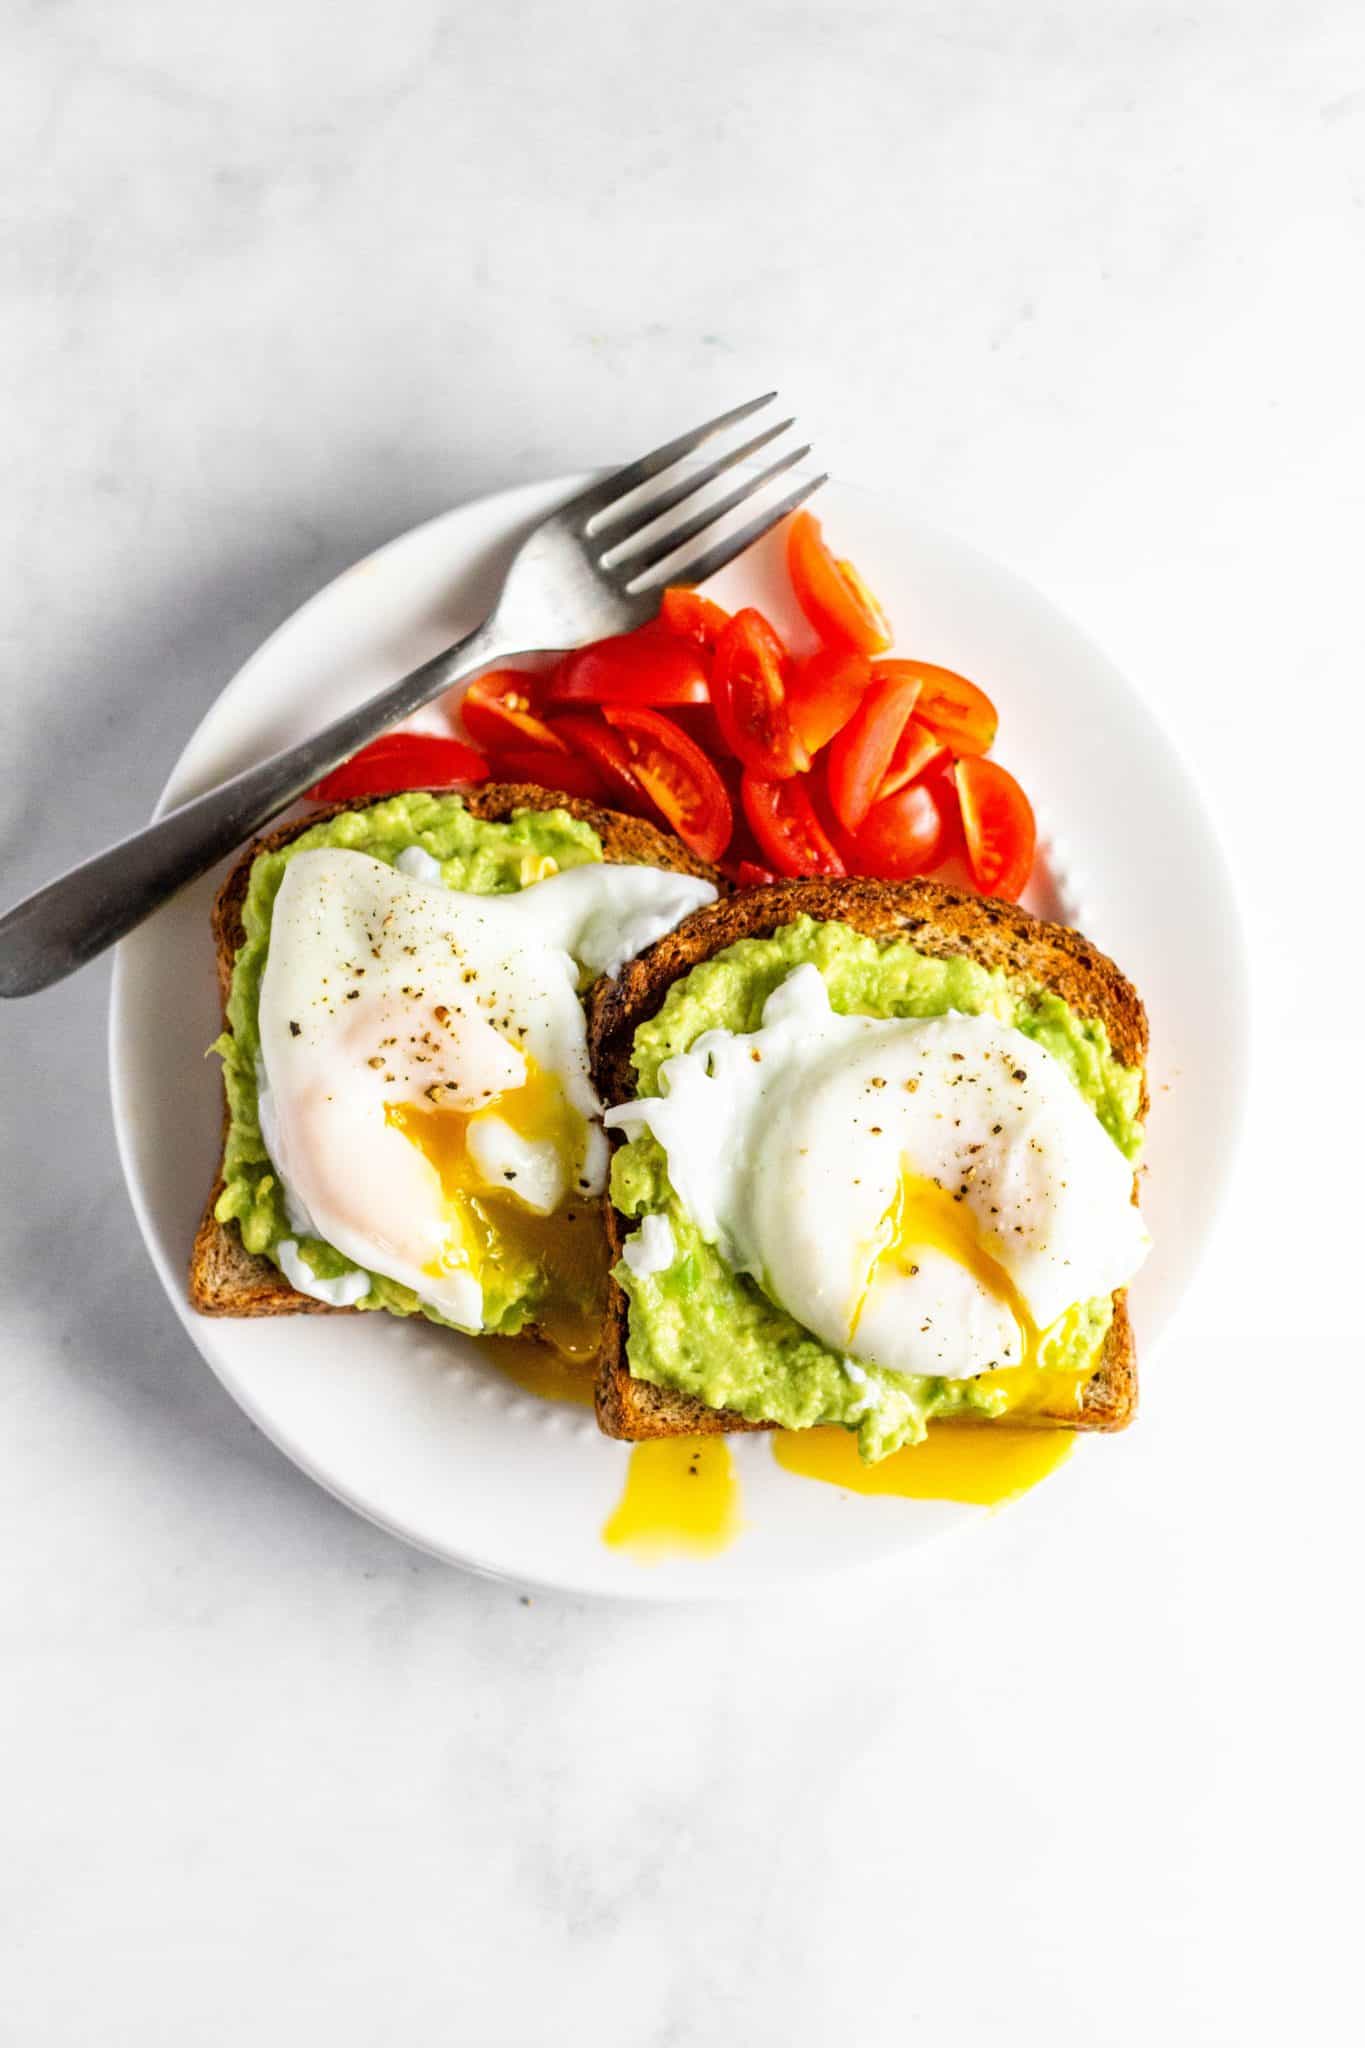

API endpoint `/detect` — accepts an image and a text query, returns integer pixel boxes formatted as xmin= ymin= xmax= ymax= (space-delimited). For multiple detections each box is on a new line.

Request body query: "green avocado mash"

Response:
xmin=212 ymin=791 xmax=603 ymax=1330
xmin=610 ymin=916 xmax=1144 ymax=1461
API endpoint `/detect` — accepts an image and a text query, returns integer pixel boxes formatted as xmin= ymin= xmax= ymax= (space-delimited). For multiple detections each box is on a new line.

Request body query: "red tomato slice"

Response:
xmin=660 ymin=587 xmax=730 ymax=653
xmin=873 ymin=661 xmax=998 ymax=756
xmin=787 ymin=648 xmax=870 ymax=757
xmin=547 ymin=713 xmax=647 ymax=811
xmin=600 ymin=706 xmax=733 ymax=863
xmin=877 ymin=717 xmax=950 ymax=801
xmin=955 ymin=757 xmax=1036 ymax=900
xmin=459 ymin=670 xmax=566 ymax=752
xmin=826 ymin=666 xmax=923 ymax=833
xmin=484 ymin=748 xmax=607 ymax=802
xmin=854 ymin=782 xmax=947 ymax=879
xmin=549 ymin=622 xmax=709 ymax=707
xmin=711 ymin=609 xmax=808 ymax=779
xmin=741 ymin=771 xmax=846 ymax=878
xmin=307 ymin=734 xmax=488 ymax=803
xmin=786 ymin=510 xmax=893 ymax=656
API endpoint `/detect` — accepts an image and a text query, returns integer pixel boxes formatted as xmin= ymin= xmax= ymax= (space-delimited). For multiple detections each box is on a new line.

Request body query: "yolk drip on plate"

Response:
xmin=426 ymin=1147 xmax=1079 ymax=1545
xmin=385 ymin=1054 xmax=607 ymax=1359
xmin=602 ymin=1439 xmax=742 ymax=1559
xmin=772 ymin=1423 xmax=1074 ymax=1504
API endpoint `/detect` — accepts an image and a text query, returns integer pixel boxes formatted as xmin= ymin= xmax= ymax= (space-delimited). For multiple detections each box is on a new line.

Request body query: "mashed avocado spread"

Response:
xmin=610 ymin=916 xmax=1145 ymax=1462
xmin=212 ymin=791 xmax=603 ymax=1331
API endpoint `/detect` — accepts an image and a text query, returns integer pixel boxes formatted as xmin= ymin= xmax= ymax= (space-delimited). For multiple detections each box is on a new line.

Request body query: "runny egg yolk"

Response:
xmin=383 ymin=1054 xmax=607 ymax=1359
xmin=853 ymin=1168 xmax=1092 ymax=1413
xmin=854 ymin=1167 xmax=1039 ymax=1357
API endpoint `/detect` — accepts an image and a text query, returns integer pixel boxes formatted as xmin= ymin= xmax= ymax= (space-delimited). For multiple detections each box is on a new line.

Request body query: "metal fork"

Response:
xmin=0 ymin=394 xmax=824 ymax=996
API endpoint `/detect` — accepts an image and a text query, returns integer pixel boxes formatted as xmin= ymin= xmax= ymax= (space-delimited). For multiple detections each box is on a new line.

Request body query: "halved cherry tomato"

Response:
xmin=878 ymin=717 xmax=950 ymax=801
xmin=307 ymin=733 xmax=488 ymax=803
xmin=711 ymin=609 xmax=808 ymax=779
xmin=955 ymin=756 xmax=1036 ymax=901
xmin=826 ymin=665 xmax=923 ymax=834
xmin=458 ymin=670 xmax=566 ymax=753
xmin=873 ymin=661 xmax=998 ymax=756
xmin=548 ymin=622 xmax=709 ymax=707
xmin=660 ymin=587 xmax=730 ymax=653
xmin=484 ymin=748 xmax=607 ymax=802
xmin=786 ymin=648 xmax=870 ymax=757
xmin=600 ymin=706 xmax=733 ymax=862
xmin=786 ymin=510 xmax=892 ymax=656
xmin=854 ymin=781 xmax=947 ymax=879
xmin=546 ymin=713 xmax=647 ymax=811
xmin=741 ymin=771 xmax=846 ymax=878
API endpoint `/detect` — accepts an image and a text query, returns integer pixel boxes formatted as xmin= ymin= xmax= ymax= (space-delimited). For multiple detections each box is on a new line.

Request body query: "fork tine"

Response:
xmin=608 ymin=444 xmax=813 ymax=579
xmin=627 ymin=471 xmax=829 ymax=593
xmin=570 ymin=392 xmax=778 ymax=523
xmin=591 ymin=417 xmax=796 ymax=550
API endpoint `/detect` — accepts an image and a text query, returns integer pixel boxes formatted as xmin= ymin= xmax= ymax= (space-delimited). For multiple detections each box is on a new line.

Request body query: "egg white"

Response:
xmin=256 ymin=846 xmax=713 ymax=1327
xmin=606 ymin=963 xmax=1149 ymax=1380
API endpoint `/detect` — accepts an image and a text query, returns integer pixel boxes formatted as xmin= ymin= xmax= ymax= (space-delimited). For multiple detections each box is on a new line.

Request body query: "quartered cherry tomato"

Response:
xmin=307 ymin=733 xmax=488 ymax=803
xmin=546 ymin=713 xmax=647 ymax=810
xmin=458 ymin=670 xmax=565 ymax=752
xmin=660 ymin=587 xmax=730 ymax=653
xmin=741 ymin=771 xmax=846 ymax=877
xmin=548 ymin=622 xmax=709 ymax=707
xmin=711 ymin=610 xmax=808 ymax=779
xmin=877 ymin=716 xmax=950 ymax=800
xmin=955 ymin=756 xmax=1036 ymax=900
xmin=484 ymin=748 xmax=608 ymax=802
xmin=876 ymin=661 xmax=998 ymax=756
xmin=786 ymin=510 xmax=892 ymax=656
xmin=786 ymin=648 xmax=870 ymax=757
xmin=600 ymin=706 xmax=733 ymax=863
xmin=826 ymin=664 xmax=923 ymax=833
xmin=854 ymin=781 xmax=947 ymax=878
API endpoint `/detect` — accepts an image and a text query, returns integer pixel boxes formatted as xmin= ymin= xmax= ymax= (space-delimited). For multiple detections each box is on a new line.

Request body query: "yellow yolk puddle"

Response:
xmin=773 ymin=1424 xmax=1074 ymax=1505
xmin=602 ymin=1439 xmax=742 ymax=1559
xmin=471 ymin=1335 xmax=596 ymax=1407
xmin=384 ymin=1052 xmax=608 ymax=1359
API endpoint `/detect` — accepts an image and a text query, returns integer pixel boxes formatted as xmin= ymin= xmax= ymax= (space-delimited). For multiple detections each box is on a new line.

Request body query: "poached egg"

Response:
xmin=256 ymin=846 xmax=713 ymax=1342
xmin=605 ymin=963 xmax=1149 ymax=1382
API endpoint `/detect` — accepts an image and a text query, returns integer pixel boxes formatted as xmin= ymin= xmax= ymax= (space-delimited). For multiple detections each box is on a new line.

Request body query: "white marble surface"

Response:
xmin=3 ymin=2 xmax=1363 ymax=2041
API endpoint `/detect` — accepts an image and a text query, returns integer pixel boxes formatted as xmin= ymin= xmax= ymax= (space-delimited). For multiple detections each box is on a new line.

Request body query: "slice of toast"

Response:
xmin=587 ymin=877 xmax=1149 ymax=1441
xmin=188 ymin=783 xmax=719 ymax=1321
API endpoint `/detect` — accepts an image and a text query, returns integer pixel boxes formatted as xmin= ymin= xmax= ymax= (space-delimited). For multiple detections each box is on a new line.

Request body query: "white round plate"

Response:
xmin=109 ymin=474 xmax=1248 ymax=1599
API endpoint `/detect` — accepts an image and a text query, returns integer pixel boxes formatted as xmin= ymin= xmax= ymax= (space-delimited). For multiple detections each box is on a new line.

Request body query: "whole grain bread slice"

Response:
xmin=587 ymin=876 xmax=1148 ymax=1441
xmin=188 ymin=783 xmax=719 ymax=1321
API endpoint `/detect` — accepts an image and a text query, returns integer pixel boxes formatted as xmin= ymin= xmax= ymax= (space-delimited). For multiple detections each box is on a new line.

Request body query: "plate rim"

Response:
xmin=107 ymin=469 xmax=1252 ymax=1597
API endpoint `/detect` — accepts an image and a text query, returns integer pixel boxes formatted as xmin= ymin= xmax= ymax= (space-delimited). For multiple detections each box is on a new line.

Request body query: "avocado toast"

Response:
xmin=588 ymin=878 xmax=1148 ymax=1452
xmin=190 ymin=784 xmax=719 ymax=1330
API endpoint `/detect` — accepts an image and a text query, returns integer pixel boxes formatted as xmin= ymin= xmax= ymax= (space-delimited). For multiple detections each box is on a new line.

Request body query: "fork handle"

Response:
xmin=0 ymin=619 xmax=505 ymax=997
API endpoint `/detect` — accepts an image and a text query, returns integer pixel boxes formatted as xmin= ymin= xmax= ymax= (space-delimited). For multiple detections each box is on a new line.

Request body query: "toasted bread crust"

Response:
xmin=587 ymin=879 xmax=1146 ymax=1442
xmin=188 ymin=785 xmax=719 ymax=1320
